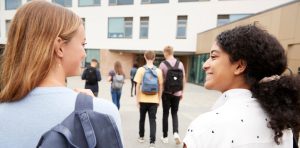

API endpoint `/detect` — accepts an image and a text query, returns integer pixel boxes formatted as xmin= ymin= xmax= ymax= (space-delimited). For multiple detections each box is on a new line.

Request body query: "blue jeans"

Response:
xmin=111 ymin=89 xmax=121 ymax=110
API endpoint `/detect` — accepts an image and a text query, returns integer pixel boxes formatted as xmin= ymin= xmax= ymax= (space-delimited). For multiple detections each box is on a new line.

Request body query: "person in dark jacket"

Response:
xmin=130 ymin=63 xmax=138 ymax=97
xmin=82 ymin=59 xmax=101 ymax=96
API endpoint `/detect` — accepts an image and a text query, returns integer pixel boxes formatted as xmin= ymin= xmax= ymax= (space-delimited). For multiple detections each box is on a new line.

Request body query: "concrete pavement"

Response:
xmin=67 ymin=76 xmax=221 ymax=148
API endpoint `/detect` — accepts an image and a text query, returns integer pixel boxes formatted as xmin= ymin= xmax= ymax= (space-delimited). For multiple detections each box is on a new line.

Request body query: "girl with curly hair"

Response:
xmin=183 ymin=25 xmax=300 ymax=148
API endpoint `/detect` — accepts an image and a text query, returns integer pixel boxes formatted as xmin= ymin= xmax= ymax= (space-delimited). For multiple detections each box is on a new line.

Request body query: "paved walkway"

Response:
xmin=67 ymin=76 xmax=300 ymax=148
xmin=67 ymin=76 xmax=221 ymax=148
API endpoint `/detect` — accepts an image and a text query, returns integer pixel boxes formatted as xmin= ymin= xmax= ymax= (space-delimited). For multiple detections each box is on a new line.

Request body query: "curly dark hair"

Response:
xmin=216 ymin=24 xmax=300 ymax=144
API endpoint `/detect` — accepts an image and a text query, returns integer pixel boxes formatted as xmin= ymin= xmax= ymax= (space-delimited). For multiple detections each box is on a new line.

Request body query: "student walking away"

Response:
xmin=130 ymin=63 xmax=138 ymax=97
xmin=183 ymin=25 xmax=300 ymax=148
xmin=159 ymin=45 xmax=185 ymax=145
xmin=0 ymin=1 xmax=122 ymax=147
xmin=134 ymin=50 xmax=163 ymax=148
xmin=82 ymin=59 xmax=102 ymax=97
xmin=108 ymin=61 xmax=125 ymax=110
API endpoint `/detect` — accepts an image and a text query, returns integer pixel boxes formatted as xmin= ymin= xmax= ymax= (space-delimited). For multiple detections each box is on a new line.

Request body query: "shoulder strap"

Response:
xmin=293 ymin=134 xmax=299 ymax=148
xmin=143 ymin=65 xmax=148 ymax=70
xmin=143 ymin=65 xmax=156 ymax=70
xmin=75 ymin=93 xmax=93 ymax=111
xmin=75 ymin=93 xmax=97 ymax=148
xmin=143 ymin=65 xmax=157 ymax=76
xmin=174 ymin=59 xmax=180 ymax=69
xmin=163 ymin=61 xmax=173 ymax=69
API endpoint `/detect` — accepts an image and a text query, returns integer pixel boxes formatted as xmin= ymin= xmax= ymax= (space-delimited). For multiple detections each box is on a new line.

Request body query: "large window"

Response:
xmin=79 ymin=0 xmax=100 ymax=6
xmin=109 ymin=0 xmax=133 ymax=5
xmin=178 ymin=0 xmax=209 ymax=2
xmin=5 ymin=0 xmax=22 ymax=10
xmin=6 ymin=20 xmax=11 ymax=36
xmin=52 ymin=0 xmax=72 ymax=7
xmin=84 ymin=49 xmax=100 ymax=67
xmin=140 ymin=17 xmax=149 ymax=39
xmin=176 ymin=16 xmax=187 ymax=39
xmin=188 ymin=54 xmax=209 ymax=85
xmin=217 ymin=14 xmax=250 ymax=26
xmin=108 ymin=17 xmax=133 ymax=38
xmin=141 ymin=0 xmax=169 ymax=4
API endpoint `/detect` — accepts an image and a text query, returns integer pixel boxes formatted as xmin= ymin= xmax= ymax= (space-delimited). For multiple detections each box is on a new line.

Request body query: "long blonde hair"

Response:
xmin=0 ymin=1 xmax=82 ymax=102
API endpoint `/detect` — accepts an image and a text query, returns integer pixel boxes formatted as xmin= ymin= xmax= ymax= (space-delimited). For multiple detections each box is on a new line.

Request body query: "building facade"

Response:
xmin=0 ymin=0 xmax=294 ymax=81
xmin=196 ymin=0 xmax=300 ymax=85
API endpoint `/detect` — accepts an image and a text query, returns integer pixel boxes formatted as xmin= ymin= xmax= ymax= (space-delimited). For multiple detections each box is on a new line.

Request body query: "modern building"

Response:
xmin=195 ymin=0 xmax=300 ymax=85
xmin=0 ymin=0 xmax=295 ymax=82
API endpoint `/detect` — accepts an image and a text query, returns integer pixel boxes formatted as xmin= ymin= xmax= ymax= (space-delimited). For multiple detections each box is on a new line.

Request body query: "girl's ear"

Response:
xmin=54 ymin=37 xmax=64 ymax=58
xmin=234 ymin=59 xmax=247 ymax=75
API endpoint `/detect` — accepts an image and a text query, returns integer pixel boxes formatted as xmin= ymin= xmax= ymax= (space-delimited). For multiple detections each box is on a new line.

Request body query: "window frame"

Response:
xmin=52 ymin=0 xmax=72 ymax=7
xmin=141 ymin=0 xmax=169 ymax=4
xmin=5 ymin=20 xmax=11 ymax=37
xmin=139 ymin=17 xmax=149 ymax=39
xmin=178 ymin=0 xmax=209 ymax=2
xmin=109 ymin=0 xmax=134 ymax=5
xmin=176 ymin=15 xmax=188 ymax=39
xmin=107 ymin=17 xmax=133 ymax=39
xmin=5 ymin=0 xmax=22 ymax=10
xmin=78 ymin=0 xmax=101 ymax=7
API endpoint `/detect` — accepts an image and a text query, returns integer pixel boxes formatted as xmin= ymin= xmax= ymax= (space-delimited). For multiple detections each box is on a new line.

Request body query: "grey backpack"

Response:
xmin=111 ymin=74 xmax=124 ymax=90
xmin=36 ymin=93 xmax=123 ymax=148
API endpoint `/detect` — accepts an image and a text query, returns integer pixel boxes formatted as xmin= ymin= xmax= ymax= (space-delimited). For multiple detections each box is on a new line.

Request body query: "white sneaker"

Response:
xmin=173 ymin=132 xmax=181 ymax=145
xmin=160 ymin=137 xmax=168 ymax=143
xmin=149 ymin=143 xmax=155 ymax=148
xmin=138 ymin=137 xmax=145 ymax=143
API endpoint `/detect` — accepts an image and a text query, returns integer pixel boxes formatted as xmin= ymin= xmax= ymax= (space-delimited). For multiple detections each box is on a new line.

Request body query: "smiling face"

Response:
xmin=202 ymin=42 xmax=246 ymax=92
xmin=61 ymin=24 xmax=86 ymax=76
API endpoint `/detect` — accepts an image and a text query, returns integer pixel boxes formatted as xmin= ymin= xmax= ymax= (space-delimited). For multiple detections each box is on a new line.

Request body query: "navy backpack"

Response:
xmin=37 ymin=93 xmax=123 ymax=148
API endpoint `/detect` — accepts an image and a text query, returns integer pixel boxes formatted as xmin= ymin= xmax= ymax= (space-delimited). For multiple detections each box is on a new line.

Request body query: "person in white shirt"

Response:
xmin=183 ymin=25 xmax=300 ymax=148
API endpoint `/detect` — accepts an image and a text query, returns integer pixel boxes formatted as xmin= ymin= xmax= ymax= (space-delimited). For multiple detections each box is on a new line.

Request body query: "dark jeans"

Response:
xmin=162 ymin=92 xmax=180 ymax=137
xmin=85 ymin=84 xmax=99 ymax=96
xmin=111 ymin=89 xmax=121 ymax=110
xmin=131 ymin=79 xmax=136 ymax=96
xmin=139 ymin=103 xmax=158 ymax=143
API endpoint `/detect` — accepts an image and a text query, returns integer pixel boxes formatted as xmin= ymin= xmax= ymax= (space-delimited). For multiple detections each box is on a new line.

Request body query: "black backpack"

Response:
xmin=86 ymin=67 xmax=98 ymax=85
xmin=163 ymin=60 xmax=183 ymax=93
xmin=37 ymin=93 xmax=123 ymax=148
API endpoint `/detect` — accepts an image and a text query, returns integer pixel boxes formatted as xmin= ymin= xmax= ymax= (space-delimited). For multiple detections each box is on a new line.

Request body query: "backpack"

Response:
xmin=141 ymin=66 xmax=159 ymax=95
xmin=163 ymin=60 xmax=183 ymax=93
xmin=111 ymin=74 xmax=124 ymax=90
xmin=36 ymin=93 xmax=123 ymax=148
xmin=86 ymin=67 xmax=98 ymax=85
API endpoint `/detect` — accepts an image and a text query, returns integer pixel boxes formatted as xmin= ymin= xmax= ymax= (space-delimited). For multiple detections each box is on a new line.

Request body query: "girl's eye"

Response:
xmin=210 ymin=55 xmax=216 ymax=60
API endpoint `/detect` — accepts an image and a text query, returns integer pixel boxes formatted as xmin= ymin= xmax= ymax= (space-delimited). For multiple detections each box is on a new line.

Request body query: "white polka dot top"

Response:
xmin=183 ymin=89 xmax=293 ymax=148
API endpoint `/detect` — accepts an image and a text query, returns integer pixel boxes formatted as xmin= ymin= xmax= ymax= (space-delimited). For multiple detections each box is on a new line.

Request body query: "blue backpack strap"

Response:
xmin=75 ymin=93 xmax=93 ymax=111
xmin=143 ymin=65 xmax=157 ymax=76
xmin=75 ymin=93 xmax=96 ymax=148
xmin=143 ymin=65 xmax=148 ymax=70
